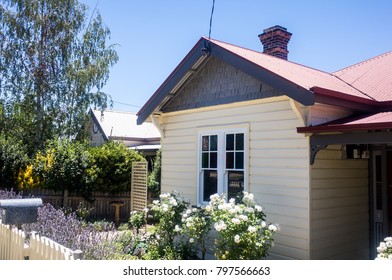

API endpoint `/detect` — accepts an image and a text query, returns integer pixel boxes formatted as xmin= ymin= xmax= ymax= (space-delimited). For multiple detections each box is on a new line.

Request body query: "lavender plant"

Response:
xmin=22 ymin=203 xmax=119 ymax=260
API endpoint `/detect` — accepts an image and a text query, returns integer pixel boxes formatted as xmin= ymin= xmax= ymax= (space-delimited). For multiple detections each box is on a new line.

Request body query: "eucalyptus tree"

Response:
xmin=0 ymin=0 xmax=118 ymax=153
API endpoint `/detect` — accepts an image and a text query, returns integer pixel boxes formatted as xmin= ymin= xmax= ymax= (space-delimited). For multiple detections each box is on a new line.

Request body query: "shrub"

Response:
xmin=0 ymin=134 xmax=29 ymax=189
xmin=145 ymin=192 xmax=197 ymax=259
xmin=17 ymin=140 xmax=146 ymax=197
xmin=208 ymin=192 xmax=277 ymax=260
xmin=88 ymin=141 xmax=145 ymax=193
xmin=0 ymin=188 xmax=23 ymax=199
xmin=180 ymin=206 xmax=212 ymax=260
xmin=376 ymin=237 xmax=392 ymax=260
xmin=40 ymin=140 xmax=93 ymax=194
xmin=147 ymin=149 xmax=161 ymax=197
xmin=22 ymin=203 xmax=118 ymax=260
xmin=128 ymin=210 xmax=146 ymax=233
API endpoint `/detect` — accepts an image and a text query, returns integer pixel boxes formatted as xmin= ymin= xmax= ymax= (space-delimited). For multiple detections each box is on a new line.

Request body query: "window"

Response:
xmin=198 ymin=128 xmax=247 ymax=203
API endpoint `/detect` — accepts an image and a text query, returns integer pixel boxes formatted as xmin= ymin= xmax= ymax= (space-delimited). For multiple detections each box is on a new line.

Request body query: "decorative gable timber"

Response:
xmin=161 ymin=57 xmax=282 ymax=112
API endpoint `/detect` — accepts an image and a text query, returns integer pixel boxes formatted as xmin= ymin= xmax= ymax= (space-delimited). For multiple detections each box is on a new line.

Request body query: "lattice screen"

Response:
xmin=131 ymin=161 xmax=148 ymax=212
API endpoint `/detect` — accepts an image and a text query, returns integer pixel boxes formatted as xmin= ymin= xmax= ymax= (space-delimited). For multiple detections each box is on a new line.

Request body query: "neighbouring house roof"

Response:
xmin=90 ymin=109 xmax=161 ymax=147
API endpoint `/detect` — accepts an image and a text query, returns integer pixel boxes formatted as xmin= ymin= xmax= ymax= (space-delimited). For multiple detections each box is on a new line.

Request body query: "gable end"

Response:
xmin=161 ymin=57 xmax=282 ymax=112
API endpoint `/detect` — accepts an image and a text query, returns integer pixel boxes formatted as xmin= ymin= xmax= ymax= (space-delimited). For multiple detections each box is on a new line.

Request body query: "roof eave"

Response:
xmin=297 ymin=122 xmax=392 ymax=134
xmin=312 ymin=86 xmax=376 ymax=112
xmin=137 ymin=38 xmax=209 ymax=125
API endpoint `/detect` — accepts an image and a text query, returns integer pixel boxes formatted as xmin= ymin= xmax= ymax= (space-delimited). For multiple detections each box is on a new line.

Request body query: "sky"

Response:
xmin=80 ymin=0 xmax=392 ymax=112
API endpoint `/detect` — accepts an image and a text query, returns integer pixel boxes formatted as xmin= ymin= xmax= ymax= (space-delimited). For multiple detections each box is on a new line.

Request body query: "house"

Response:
xmin=87 ymin=109 xmax=161 ymax=160
xmin=136 ymin=25 xmax=392 ymax=260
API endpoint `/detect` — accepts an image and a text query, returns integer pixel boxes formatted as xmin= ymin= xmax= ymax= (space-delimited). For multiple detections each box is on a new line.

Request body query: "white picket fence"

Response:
xmin=0 ymin=221 xmax=82 ymax=260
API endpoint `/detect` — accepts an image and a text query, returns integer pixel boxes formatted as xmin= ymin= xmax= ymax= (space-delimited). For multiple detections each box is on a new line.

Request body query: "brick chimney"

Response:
xmin=258 ymin=25 xmax=292 ymax=60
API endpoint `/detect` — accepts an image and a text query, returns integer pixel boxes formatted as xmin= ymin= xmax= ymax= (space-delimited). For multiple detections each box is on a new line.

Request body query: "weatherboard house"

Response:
xmin=87 ymin=109 xmax=160 ymax=157
xmin=137 ymin=25 xmax=392 ymax=260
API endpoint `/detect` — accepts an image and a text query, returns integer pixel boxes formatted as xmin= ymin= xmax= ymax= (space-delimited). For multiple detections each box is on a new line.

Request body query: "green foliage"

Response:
xmin=128 ymin=211 xmax=146 ymax=233
xmin=38 ymin=139 xmax=93 ymax=194
xmin=0 ymin=134 xmax=29 ymax=189
xmin=88 ymin=141 xmax=145 ymax=193
xmin=16 ymin=140 xmax=145 ymax=196
xmin=0 ymin=0 xmax=118 ymax=153
xmin=147 ymin=149 xmax=161 ymax=196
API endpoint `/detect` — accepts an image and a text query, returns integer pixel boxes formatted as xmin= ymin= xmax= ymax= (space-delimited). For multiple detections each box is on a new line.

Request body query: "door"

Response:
xmin=371 ymin=150 xmax=391 ymax=258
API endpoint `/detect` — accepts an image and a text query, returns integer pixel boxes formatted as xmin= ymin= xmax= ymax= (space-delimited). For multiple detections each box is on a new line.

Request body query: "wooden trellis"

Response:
xmin=131 ymin=161 xmax=148 ymax=212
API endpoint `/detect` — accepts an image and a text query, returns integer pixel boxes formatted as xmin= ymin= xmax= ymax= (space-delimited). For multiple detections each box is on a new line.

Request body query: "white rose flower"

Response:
xmin=248 ymin=226 xmax=257 ymax=233
xmin=268 ymin=224 xmax=278 ymax=232
xmin=231 ymin=218 xmax=241 ymax=225
xmin=261 ymin=221 xmax=267 ymax=228
xmin=239 ymin=215 xmax=248 ymax=221
xmin=189 ymin=238 xmax=194 ymax=243
xmin=174 ymin=225 xmax=181 ymax=232
xmin=234 ymin=234 xmax=240 ymax=243
xmin=255 ymin=205 xmax=263 ymax=212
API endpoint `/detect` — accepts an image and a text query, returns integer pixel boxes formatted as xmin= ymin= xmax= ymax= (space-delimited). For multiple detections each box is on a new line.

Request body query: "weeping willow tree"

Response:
xmin=0 ymin=0 xmax=118 ymax=154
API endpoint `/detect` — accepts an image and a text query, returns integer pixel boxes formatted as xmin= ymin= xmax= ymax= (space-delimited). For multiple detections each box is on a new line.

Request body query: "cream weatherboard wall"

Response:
xmin=158 ymin=97 xmax=311 ymax=260
xmin=310 ymin=145 xmax=369 ymax=259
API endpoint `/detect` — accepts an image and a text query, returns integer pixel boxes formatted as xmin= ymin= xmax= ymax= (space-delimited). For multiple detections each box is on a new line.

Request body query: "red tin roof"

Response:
xmin=297 ymin=112 xmax=392 ymax=133
xmin=138 ymin=36 xmax=392 ymax=126
xmin=334 ymin=51 xmax=392 ymax=102
xmin=209 ymin=38 xmax=373 ymax=101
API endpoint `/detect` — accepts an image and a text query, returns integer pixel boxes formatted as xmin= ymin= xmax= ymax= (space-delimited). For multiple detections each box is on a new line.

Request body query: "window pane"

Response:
xmin=210 ymin=152 xmax=217 ymax=168
xmin=202 ymin=152 xmax=208 ymax=168
xmin=226 ymin=152 xmax=234 ymax=169
xmin=210 ymin=135 xmax=218 ymax=151
xmin=203 ymin=170 xmax=218 ymax=201
xmin=202 ymin=136 xmax=209 ymax=151
xmin=226 ymin=134 xmax=234 ymax=151
xmin=235 ymin=152 xmax=244 ymax=169
xmin=236 ymin=133 xmax=244 ymax=150
xmin=228 ymin=171 xmax=244 ymax=200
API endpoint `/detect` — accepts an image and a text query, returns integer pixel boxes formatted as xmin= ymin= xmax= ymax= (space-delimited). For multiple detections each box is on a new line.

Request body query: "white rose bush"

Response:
xmin=208 ymin=192 xmax=277 ymax=260
xmin=143 ymin=191 xmax=277 ymax=259
xmin=375 ymin=237 xmax=392 ymax=260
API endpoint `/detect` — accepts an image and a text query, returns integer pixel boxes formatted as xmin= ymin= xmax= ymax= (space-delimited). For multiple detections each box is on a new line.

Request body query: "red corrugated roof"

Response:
xmin=334 ymin=51 xmax=392 ymax=102
xmin=209 ymin=38 xmax=374 ymax=101
xmin=138 ymin=36 xmax=392 ymax=125
xmin=297 ymin=112 xmax=392 ymax=133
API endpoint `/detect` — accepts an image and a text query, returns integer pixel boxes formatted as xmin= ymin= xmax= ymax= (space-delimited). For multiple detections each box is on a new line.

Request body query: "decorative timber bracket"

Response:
xmin=310 ymin=144 xmax=327 ymax=165
xmin=308 ymin=130 xmax=392 ymax=164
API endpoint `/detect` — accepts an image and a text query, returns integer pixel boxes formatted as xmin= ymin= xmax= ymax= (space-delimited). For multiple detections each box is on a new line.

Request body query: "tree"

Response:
xmin=0 ymin=0 xmax=118 ymax=153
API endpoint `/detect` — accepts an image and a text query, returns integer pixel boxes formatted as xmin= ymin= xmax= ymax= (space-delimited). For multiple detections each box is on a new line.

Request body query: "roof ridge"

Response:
xmin=333 ymin=50 xmax=392 ymax=74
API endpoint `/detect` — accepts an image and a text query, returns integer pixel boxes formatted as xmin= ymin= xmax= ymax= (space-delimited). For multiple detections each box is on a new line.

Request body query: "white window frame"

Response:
xmin=197 ymin=127 xmax=248 ymax=204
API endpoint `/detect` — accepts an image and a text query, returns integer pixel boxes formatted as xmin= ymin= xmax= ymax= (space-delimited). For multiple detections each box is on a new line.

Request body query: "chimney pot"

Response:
xmin=258 ymin=25 xmax=292 ymax=60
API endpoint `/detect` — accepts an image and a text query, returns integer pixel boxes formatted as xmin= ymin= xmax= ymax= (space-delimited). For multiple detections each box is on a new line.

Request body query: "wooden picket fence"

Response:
xmin=0 ymin=221 xmax=82 ymax=260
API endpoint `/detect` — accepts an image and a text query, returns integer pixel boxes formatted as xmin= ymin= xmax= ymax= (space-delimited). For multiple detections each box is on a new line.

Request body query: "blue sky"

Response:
xmin=80 ymin=0 xmax=392 ymax=112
